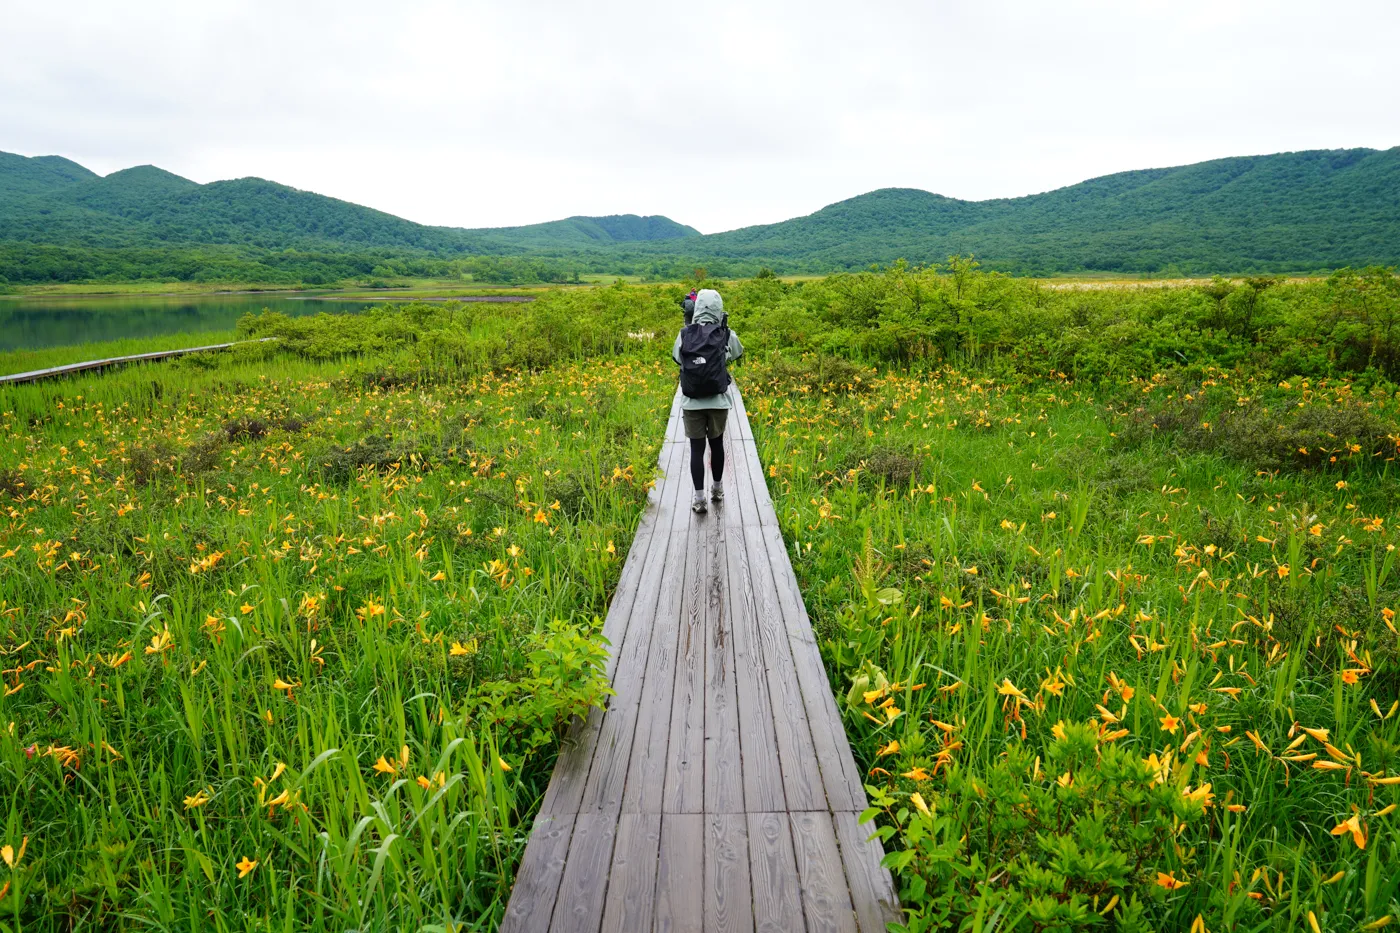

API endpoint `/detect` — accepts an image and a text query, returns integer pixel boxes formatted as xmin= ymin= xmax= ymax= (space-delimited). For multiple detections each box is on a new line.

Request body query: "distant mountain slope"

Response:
xmin=2 ymin=147 xmax=1397 ymax=275
xmin=0 ymin=152 xmax=97 ymax=199
xmin=679 ymin=148 xmax=1400 ymax=271
xmin=473 ymin=213 xmax=700 ymax=249
xmin=0 ymin=155 xmax=497 ymax=252
xmin=0 ymin=152 xmax=698 ymax=256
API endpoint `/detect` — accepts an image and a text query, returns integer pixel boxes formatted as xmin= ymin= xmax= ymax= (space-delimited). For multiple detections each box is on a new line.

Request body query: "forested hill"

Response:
xmin=674 ymin=147 xmax=1400 ymax=273
xmin=469 ymin=214 xmax=700 ymax=249
xmin=0 ymin=152 xmax=697 ymax=253
xmin=2 ymin=147 xmax=1398 ymax=278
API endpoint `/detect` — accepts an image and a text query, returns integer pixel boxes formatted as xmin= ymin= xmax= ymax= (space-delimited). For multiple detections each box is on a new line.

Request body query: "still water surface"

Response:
xmin=0 ymin=293 xmax=377 ymax=352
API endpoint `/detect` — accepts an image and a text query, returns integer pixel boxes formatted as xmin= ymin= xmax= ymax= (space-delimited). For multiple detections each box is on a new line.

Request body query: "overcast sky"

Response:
xmin=3 ymin=0 xmax=1397 ymax=234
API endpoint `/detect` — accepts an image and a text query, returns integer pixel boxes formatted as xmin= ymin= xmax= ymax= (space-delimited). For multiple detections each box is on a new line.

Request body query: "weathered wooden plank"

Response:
xmin=704 ymin=517 xmax=744 ymax=814
xmin=540 ymin=501 xmax=656 ymax=818
xmin=664 ymin=438 xmax=693 ymax=528
xmin=601 ymin=812 xmax=663 ymax=932
xmin=501 ymin=813 xmax=576 ymax=933
xmin=550 ymin=810 xmax=620 ymax=932
xmin=667 ymin=387 xmax=686 ymax=443
xmin=657 ymin=432 xmax=691 ymax=529
xmin=761 ymin=524 xmax=867 ymax=812
xmin=706 ymin=813 xmax=753 ymax=933
xmin=715 ymin=428 xmax=747 ymax=532
xmin=0 ymin=337 xmax=279 ymax=385
xmin=747 ymin=813 xmax=805 ymax=933
xmin=664 ymin=441 xmax=692 ymax=522
xmin=736 ymin=439 xmax=777 ymax=527
xmin=729 ymin=437 xmax=764 ymax=529
xmin=740 ymin=521 xmax=826 ymax=812
xmin=730 ymin=384 xmax=755 ymax=440
xmin=600 ymin=516 xmax=658 ymax=678
xmin=665 ymin=501 xmax=709 ymax=813
xmin=622 ymin=529 xmax=689 ymax=814
xmin=538 ymin=709 xmax=602 ymax=818
xmin=581 ymin=526 xmax=673 ymax=813
xmin=833 ymin=811 xmax=901 ymax=933
xmin=724 ymin=507 xmax=787 ymax=813
xmin=790 ymin=812 xmax=858 ymax=933
xmin=656 ymin=814 xmax=705 ymax=933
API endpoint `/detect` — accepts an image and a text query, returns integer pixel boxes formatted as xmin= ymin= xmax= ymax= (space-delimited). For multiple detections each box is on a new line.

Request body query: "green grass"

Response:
xmin=746 ymin=361 xmax=1400 ymax=930
xmin=0 ymin=339 xmax=674 ymax=929
xmin=2 ymin=267 xmax=1399 ymax=930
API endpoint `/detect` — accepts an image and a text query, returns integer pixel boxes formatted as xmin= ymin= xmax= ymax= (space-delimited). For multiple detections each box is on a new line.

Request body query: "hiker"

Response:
xmin=673 ymin=288 xmax=743 ymax=514
xmin=681 ymin=289 xmax=698 ymax=325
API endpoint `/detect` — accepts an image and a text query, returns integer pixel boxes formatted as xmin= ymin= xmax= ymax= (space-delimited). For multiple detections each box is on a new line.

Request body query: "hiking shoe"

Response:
xmin=691 ymin=490 xmax=708 ymax=514
xmin=710 ymin=482 xmax=724 ymax=502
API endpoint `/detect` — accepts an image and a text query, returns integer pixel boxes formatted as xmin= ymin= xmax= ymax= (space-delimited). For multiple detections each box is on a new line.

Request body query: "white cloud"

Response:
xmin=1 ymin=0 xmax=1397 ymax=233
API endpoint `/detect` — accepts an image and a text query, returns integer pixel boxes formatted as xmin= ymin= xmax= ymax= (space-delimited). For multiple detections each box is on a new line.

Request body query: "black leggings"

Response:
xmin=690 ymin=435 xmax=724 ymax=490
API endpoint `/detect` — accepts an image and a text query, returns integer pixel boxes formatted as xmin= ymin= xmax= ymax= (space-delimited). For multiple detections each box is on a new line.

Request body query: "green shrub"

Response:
xmin=1120 ymin=394 xmax=1400 ymax=473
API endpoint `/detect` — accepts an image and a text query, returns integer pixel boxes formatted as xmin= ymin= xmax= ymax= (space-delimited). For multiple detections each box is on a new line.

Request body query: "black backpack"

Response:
xmin=677 ymin=323 xmax=731 ymax=398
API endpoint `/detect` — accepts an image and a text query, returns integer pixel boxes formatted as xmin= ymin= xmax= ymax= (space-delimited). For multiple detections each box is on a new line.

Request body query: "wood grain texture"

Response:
xmin=760 ymin=523 xmax=868 ymax=812
xmin=501 ymin=813 xmax=575 ymax=933
xmin=790 ymin=812 xmax=858 ymax=933
xmin=747 ymin=812 xmax=805 ymax=933
xmin=741 ymin=521 xmax=826 ymax=812
xmin=833 ymin=811 xmax=902 ymax=933
xmin=665 ymin=503 xmax=708 ymax=813
xmin=550 ymin=810 xmax=620 ymax=932
xmin=705 ymin=813 xmax=753 ymax=933
xmin=580 ymin=529 xmax=672 ymax=813
xmin=656 ymin=813 xmax=704 ymax=933
xmin=703 ymin=517 xmax=744 ymax=814
xmin=601 ymin=812 xmax=663 ymax=933
xmin=725 ymin=513 xmax=787 ymax=813
xmin=621 ymin=530 xmax=689 ymax=814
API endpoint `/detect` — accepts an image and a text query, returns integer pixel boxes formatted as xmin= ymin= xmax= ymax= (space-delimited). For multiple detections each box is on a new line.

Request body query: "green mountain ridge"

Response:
xmin=0 ymin=153 xmax=700 ymax=255
xmin=662 ymin=147 xmax=1400 ymax=272
xmin=0 ymin=152 xmax=98 ymax=199
xmin=1 ymin=146 xmax=1397 ymax=278
xmin=466 ymin=213 xmax=700 ymax=249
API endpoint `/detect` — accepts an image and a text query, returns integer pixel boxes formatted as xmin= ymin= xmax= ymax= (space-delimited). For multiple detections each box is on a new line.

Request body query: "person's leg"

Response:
xmin=689 ymin=437 xmax=707 ymax=490
xmin=682 ymin=410 xmax=709 ymax=512
xmin=708 ymin=410 xmax=728 ymax=501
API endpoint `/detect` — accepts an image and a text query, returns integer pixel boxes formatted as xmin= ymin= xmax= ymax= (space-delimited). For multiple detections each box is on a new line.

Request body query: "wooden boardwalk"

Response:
xmin=0 ymin=338 xmax=278 ymax=385
xmin=502 ymin=387 xmax=899 ymax=933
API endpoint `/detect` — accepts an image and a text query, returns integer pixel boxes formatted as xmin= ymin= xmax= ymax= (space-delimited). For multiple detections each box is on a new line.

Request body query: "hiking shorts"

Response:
xmin=682 ymin=408 xmax=728 ymax=440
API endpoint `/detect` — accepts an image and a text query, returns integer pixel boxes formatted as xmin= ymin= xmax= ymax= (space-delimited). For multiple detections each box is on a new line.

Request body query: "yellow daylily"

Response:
xmin=1332 ymin=813 xmax=1367 ymax=849
xmin=996 ymin=679 xmax=1027 ymax=701
xmin=0 ymin=838 xmax=27 ymax=869
xmin=1154 ymin=871 xmax=1188 ymax=890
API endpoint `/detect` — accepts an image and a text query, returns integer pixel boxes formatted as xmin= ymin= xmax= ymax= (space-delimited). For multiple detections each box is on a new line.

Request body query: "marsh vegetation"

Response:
xmin=1 ymin=262 xmax=1398 ymax=929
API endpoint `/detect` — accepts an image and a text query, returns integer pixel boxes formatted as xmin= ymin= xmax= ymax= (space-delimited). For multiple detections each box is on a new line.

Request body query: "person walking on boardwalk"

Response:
xmin=673 ymin=287 xmax=743 ymax=514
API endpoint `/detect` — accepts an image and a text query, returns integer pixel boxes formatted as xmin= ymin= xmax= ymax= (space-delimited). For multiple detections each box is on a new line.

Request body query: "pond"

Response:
xmin=0 ymin=292 xmax=381 ymax=352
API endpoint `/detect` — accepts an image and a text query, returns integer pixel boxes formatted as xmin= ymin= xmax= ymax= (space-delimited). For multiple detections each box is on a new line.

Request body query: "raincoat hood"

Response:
xmin=692 ymin=289 xmax=725 ymax=326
